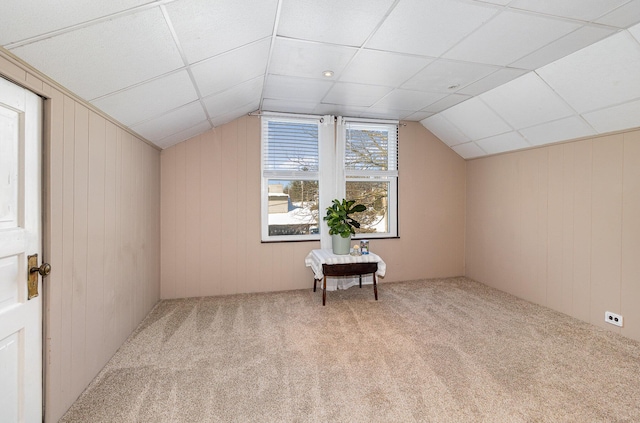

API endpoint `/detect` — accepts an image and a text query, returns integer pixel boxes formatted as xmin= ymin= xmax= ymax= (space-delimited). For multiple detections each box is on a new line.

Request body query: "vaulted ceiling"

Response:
xmin=2 ymin=0 xmax=640 ymax=156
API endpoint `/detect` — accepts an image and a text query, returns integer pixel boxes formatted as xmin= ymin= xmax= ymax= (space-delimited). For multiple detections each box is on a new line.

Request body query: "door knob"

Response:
xmin=30 ymin=262 xmax=51 ymax=277
xmin=27 ymin=254 xmax=51 ymax=300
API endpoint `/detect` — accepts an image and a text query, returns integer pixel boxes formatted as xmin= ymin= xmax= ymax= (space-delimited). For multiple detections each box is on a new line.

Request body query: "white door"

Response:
xmin=0 ymin=77 xmax=43 ymax=422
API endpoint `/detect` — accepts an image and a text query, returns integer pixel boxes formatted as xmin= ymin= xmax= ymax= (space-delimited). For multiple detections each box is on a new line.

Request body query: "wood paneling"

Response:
xmin=466 ymin=129 xmax=640 ymax=342
xmin=0 ymin=51 xmax=161 ymax=422
xmin=621 ymin=131 xmax=640 ymax=340
xmin=160 ymin=118 xmax=466 ymax=298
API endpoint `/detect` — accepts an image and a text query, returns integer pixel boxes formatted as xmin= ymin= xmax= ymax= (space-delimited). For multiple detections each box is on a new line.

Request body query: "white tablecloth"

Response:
xmin=304 ymin=249 xmax=386 ymax=291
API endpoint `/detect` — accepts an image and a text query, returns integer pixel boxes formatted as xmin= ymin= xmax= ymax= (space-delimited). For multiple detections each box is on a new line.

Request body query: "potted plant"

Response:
xmin=324 ymin=199 xmax=366 ymax=255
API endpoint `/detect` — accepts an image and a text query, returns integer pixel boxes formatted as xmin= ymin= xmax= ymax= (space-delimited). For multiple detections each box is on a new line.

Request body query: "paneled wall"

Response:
xmin=160 ymin=117 xmax=466 ymax=298
xmin=1 ymin=50 xmax=161 ymax=422
xmin=466 ymin=130 xmax=640 ymax=342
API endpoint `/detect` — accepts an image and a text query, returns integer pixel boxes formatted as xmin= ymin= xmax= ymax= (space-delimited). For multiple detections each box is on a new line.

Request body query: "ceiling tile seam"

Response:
xmin=358 ymin=0 xmax=403 ymax=49
xmin=259 ymin=0 xmax=284 ymax=113
xmin=3 ymin=0 xmax=179 ymax=50
xmin=502 ymin=5 xmax=628 ymax=30
xmin=189 ymin=36 xmax=273 ymax=68
xmin=505 ymin=27 xmax=613 ymax=71
xmin=157 ymin=119 xmax=211 ymax=144
xmin=127 ymin=99 xmax=203 ymax=128
xmin=454 ymin=67 xmax=531 ymax=98
xmin=476 ymin=96 xmax=528 ymax=143
xmin=278 ymin=0 xmax=403 ymax=106
xmin=159 ymin=4 xmax=212 ymax=123
xmin=155 ymin=118 xmax=211 ymax=143
xmin=532 ymin=70 xmax=598 ymax=135
xmin=209 ymin=102 xmax=260 ymax=128
xmin=601 ymin=0 xmax=637 ymax=23
xmin=89 ymin=36 xmax=274 ymax=106
xmin=201 ymin=75 xmax=265 ymax=103
xmin=628 ymin=25 xmax=640 ymax=45
xmin=88 ymin=66 xmax=188 ymax=102
xmin=321 ymin=0 xmax=404 ymax=82
xmin=578 ymin=97 xmax=640 ymax=132
xmin=435 ymin=113 xmax=475 ymax=148
xmin=434 ymin=4 xmax=504 ymax=60
xmin=401 ymin=64 xmax=496 ymax=97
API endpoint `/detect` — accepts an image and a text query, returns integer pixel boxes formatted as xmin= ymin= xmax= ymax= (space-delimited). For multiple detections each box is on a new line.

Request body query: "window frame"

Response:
xmin=261 ymin=114 xmax=322 ymax=242
xmin=342 ymin=119 xmax=399 ymax=239
xmin=260 ymin=114 xmax=399 ymax=243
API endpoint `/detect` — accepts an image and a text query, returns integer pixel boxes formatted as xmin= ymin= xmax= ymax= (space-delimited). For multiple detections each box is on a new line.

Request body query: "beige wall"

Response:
xmin=160 ymin=118 xmax=466 ymax=298
xmin=466 ymin=130 xmax=640 ymax=342
xmin=1 ymin=50 xmax=161 ymax=422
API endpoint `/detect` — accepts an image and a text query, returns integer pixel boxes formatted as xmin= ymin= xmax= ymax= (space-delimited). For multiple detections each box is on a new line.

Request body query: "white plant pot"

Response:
xmin=331 ymin=234 xmax=351 ymax=255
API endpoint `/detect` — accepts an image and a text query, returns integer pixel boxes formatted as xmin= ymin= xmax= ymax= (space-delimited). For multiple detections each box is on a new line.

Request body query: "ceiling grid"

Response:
xmin=2 ymin=0 xmax=640 ymax=154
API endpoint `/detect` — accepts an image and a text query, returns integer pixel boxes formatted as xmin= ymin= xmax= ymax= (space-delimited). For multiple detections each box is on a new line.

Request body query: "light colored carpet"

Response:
xmin=60 ymin=277 xmax=640 ymax=422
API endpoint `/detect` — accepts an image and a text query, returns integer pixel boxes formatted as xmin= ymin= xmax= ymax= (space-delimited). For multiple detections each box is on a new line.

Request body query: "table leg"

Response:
xmin=373 ymin=273 xmax=378 ymax=301
xmin=359 ymin=274 xmax=362 ymax=288
xmin=313 ymin=278 xmax=318 ymax=292
xmin=323 ymin=276 xmax=327 ymax=306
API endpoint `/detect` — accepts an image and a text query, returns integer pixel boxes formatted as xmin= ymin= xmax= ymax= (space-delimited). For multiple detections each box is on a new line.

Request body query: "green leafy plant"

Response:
xmin=323 ymin=199 xmax=366 ymax=238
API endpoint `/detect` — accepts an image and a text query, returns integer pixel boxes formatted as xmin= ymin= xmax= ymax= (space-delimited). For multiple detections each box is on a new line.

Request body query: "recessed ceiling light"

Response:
xmin=323 ymin=70 xmax=334 ymax=78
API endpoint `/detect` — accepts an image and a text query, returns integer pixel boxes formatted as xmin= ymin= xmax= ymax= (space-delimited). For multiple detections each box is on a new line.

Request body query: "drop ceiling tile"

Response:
xmin=91 ymin=70 xmax=198 ymax=126
xmin=630 ymin=22 xmax=640 ymax=41
xmin=210 ymin=102 xmax=259 ymax=127
xmin=263 ymin=75 xmax=334 ymax=102
xmin=520 ymin=116 xmax=596 ymax=146
xmin=262 ymin=98 xmax=319 ymax=114
xmin=441 ymin=97 xmax=512 ymax=140
xmin=366 ymin=0 xmax=498 ymax=57
xmin=422 ymin=94 xmax=472 ymax=113
xmin=537 ymin=31 xmax=640 ymax=113
xmin=339 ymin=49 xmax=433 ymax=87
xmin=10 ymin=8 xmax=183 ymax=100
xmin=131 ymin=101 xmax=207 ymax=142
xmin=277 ymin=0 xmax=395 ymax=46
xmin=165 ymin=0 xmax=278 ymax=63
xmin=155 ymin=121 xmax=213 ymax=149
xmin=372 ymin=89 xmax=447 ymax=111
xmin=481 ymin=72 xmax=574 ymax=129
xmin=509 ymin=0 xmax=629 ymax=22
xmin=314 ymin=103 xmax=370 ymax=117
xmin=360 ymin=107 xmax=411 ymax=120
xmin=323 ymin=82 xmax=393 ymax=107
xmin=403 ymin=111 xmax=434 ymax=121
xmin=0 ymin=0 xmax=150 ymax=45
xmin=269 ymin=38 xmax=357 ymax=80
xmin=596 ymin=2 xmax=640 ymax=28
xmin=444 ymin=10 xmax=581 ymax=66
xmin=402 ymin=59 xmax=498 ymax=93
xmin=510 ymin=25 xmax=617 ymax=70
xmin=451 ymin=142 xmax=486 ymax=159
xmin=203 ymin=77 xmax=263 ymax=118
xmin=476 ymin=131 xmax=530 ymax=155
xmin=421 ymin=114 xmax=470 ymax=147
xmin=191 ymin=38 xmax=271 ymax=98
xmin=457 ymin=67 xmax=529 ymax=96
xmin=582 ymin=98 xmax=640 ymax=133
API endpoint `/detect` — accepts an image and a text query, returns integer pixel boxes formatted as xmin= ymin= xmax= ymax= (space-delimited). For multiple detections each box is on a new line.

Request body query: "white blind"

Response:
xmin=262 ymin=117 xmax=319 ymax=177
xmin=344 ymin=121 xmax=398 ymax=177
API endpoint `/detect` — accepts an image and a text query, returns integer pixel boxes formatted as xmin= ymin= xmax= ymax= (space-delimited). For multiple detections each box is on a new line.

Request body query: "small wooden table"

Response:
xmin=305 ymin=249 xmax=386 ymax=306
xmin=316 ymin=262 xmax=378 ymax=306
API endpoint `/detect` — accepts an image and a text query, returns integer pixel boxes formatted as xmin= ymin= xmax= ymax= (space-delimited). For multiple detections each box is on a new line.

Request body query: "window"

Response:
xmin=343 ymin=120 xmax=398 ymax=238
xmin=261 ymin=114 xmax=398 ymax=242
xmin=261 ymin=116 xmax=321 ymax=241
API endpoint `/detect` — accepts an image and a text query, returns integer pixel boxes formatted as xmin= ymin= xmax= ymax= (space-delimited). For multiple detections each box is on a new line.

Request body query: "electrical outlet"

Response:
xmin=605 ymin=311 xmax=623 ymax=327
